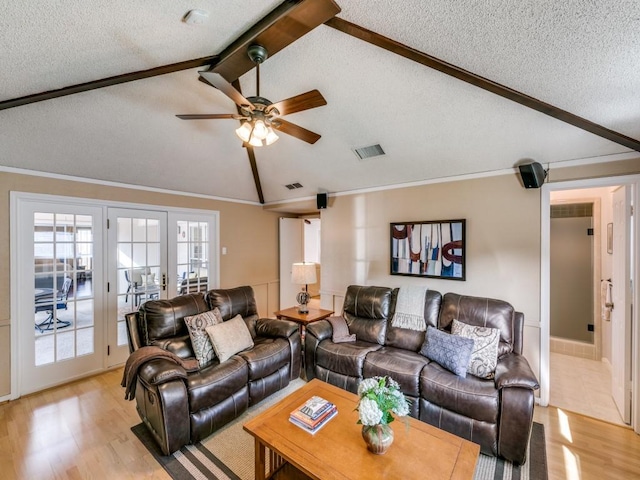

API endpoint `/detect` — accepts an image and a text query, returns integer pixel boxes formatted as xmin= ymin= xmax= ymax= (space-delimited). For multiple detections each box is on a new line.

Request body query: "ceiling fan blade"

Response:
xmin=199 ymin=72 xmax=254 ymax=109
xmin=268 ymin=90 xmax=327 ymax=116
xmin=272 ymin=119 xmax=321 ymax=144
xmin=176 ymin=114 xmax=239 ymax=120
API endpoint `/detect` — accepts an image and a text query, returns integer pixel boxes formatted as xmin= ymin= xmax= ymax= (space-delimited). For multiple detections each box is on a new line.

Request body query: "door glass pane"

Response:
xmin=117 ymin=217 xmax=131 ymax=242
xmin=132 ymin=243 xmax=146 ymax=266
xmin=147 ymin=243 xmax=160 ymax=266
xmin=132 ymin=218 xmax=146 ymax=242
xmin=33 ymin=211 xmax=96 ymax=367
xmin=118 ymin=243 xmax=132 ymax=269
xmin=77 ymin=328 xmax=94 ymax=356
xmin=116 ymin=215 xmax=163 ymax=348
xmin=147 ymin=219 xmax=160 ymax=242
xmin=176 ymin=220 xmax=209 ymax=295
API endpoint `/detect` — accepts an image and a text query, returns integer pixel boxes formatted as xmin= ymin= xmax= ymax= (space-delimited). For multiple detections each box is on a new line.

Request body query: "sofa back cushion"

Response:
xmin=205 ymin=286 xmax=259 ymax=338
xmin=438 ymin=292 xmax=514 ymax=357
xmin=385 ymin=289 xmax=442 ymax=351
xmin=342 ymin=285 xmax=392 ymax=345
xmin=138 ymin=293 xmax=209 ymax=358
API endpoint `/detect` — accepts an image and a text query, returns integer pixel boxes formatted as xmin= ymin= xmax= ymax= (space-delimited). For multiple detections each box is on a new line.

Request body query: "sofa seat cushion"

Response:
xmin=420 ymin=362 xmax=499 ymax=424
xmin=363 ymin=347 xmax=430 ymax=397
xmin=239 ymin=337 xmax=291 ymax=380
xmin=186 ymin=356 xmax=248 ymax=413
xmin=316 ymin=340 xmax=381 ymax=377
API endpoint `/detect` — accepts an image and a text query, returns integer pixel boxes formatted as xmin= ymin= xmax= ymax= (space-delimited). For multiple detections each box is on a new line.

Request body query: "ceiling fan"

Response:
xmin=177 ymin=44 xmax=326 ymax=147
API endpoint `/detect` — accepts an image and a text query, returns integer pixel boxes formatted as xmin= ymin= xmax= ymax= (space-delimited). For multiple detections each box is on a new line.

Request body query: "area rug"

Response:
xmin=133 ymin=380 xmax=548 ymax=480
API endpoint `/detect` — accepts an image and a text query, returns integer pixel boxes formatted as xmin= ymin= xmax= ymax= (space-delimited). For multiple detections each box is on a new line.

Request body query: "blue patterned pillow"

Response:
xmin=420 ymin=326 xmax=474 ymax=377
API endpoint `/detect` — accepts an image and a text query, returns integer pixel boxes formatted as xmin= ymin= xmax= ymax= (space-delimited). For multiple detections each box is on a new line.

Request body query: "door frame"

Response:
xmin=540 ymin=174 xmax=639 ymax=432
xmin=9 ymin=191 xmax=220 ymax=400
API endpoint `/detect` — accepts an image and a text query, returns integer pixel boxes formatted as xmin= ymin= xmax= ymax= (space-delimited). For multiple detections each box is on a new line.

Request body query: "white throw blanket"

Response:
xmin=391 ymin=285 xmax=428 ymax=331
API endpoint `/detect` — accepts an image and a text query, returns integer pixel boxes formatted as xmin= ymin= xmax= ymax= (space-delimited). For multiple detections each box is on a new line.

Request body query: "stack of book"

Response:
xmin=289 ymin=395 xmax=337 ymax=434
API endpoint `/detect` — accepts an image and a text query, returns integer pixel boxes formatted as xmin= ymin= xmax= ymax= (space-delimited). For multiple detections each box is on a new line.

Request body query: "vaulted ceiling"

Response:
xmin=2 ymin=1 xmax=639 ymax=205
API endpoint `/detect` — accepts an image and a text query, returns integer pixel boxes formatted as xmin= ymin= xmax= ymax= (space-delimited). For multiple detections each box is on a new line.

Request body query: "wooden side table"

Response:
xmin=274 ymin=306 xmax=334 ymax=338
xmin=275 ymin=306 xmax=334 ymax=377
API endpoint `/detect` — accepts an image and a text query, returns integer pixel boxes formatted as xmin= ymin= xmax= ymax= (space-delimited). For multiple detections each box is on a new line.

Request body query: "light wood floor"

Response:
xmin=1 ymin=369 xmax=640 ymax=479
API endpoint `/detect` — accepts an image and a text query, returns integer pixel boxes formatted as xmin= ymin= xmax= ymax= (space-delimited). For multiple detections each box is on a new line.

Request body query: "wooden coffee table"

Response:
xmin=243 ymin=379 xmax=480 ymax=480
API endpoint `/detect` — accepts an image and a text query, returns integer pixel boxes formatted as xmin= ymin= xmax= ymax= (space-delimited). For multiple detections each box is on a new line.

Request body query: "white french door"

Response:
xmin=16 ymin=200 xmax=104 ymax=395
xmin=13 ymin=193 xmax=219 ymax=395
xmin=107 ymin=209 xmax=218 ymax=366
xmin=611 ymin=186 xmax=632 ymax=424
xmin=107 ymin=209 xmax=168 ymax=366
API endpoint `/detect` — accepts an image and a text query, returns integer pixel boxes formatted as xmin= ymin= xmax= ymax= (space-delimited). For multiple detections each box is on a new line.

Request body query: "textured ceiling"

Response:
xmin=1 ymin=0 xmax=639 ymax=205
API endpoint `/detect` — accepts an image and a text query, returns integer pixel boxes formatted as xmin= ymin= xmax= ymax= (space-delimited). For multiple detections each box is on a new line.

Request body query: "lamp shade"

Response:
xmin=291 ymin=262 xmax=317 ymax=285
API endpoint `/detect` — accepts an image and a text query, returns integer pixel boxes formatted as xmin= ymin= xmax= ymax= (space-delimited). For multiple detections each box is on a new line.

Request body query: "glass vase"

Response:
xmin=361 ymin=424 xmax=394 ymax=455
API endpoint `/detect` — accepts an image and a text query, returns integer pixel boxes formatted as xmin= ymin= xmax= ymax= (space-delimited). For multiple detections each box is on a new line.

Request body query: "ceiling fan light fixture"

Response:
xmin=235 ymin=121 xmax=253 ymax=142
xmin=265 ymin=128 xmax=279 ymax=145
xmin=252 ymin=119 xmax=268 ymax=140
xmin=248 ymin=135 xmax=263 ymax=147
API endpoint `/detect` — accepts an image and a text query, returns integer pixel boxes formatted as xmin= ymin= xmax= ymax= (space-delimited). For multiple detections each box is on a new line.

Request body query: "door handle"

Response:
xmin=162 ymin=273 xmax=167 ymax=291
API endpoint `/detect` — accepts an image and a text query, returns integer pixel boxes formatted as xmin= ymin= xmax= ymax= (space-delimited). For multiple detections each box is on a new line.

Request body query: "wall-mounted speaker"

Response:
xmin=518 ymin=162 xmax=547 ymax=189
xmin=317 ymin=193 xmax=328 ymax=209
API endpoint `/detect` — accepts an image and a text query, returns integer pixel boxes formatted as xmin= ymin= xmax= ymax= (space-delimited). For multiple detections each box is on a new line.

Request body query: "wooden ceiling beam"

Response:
xmin=326 ymin=17 xmax=640 ymax=153
xmin=0 ymin=0 xmax=341 ymax=112
xmin=0 ymin=56 xmax=217 ymax=111
xmin=211 ymin=0 xmax=340 ymax=82
xmin=232 ymin=79 xmax=265 ymax=204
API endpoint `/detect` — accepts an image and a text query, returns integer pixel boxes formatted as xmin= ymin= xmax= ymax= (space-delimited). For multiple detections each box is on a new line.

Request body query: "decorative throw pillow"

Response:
xmin=184 ymin=308 xmax=223 ymax=368
xmin=141 ymin=273 xmax=156 ymax=286
xmin=451 ymin=319 xmax=501 ymax=379
xmin=205 ymin=314 xmax=254 ymax=363
xmin=419 ymin=326 xmax=474 ymax=377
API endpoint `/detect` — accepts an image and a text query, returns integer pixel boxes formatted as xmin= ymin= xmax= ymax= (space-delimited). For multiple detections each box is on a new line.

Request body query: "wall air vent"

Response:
xmin=353 ymin=144 xmax=386 ymax=160
xmin=285 ymin=182 xmax=304 ymax=190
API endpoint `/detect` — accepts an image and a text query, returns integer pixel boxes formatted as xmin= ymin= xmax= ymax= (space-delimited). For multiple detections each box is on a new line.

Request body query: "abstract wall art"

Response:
xmin=390 ymin=219 xmax=466 ymax=280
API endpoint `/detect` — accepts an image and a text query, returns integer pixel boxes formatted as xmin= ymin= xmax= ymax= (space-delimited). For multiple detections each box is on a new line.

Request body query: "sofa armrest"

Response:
xmin=255 ymin=317 xmax=300 ymax=338
xmin=304 ymin=320 xmax=333 ymax=380
xmin=495 ymin=354 xmax=539 ymax=390
xmin=306 ymin=319 xmax=333 ymax=342
xmin=138 ymin=358 xmax=189 ymax=386
xmin=255 ymin=318 xmax=301 ymax=380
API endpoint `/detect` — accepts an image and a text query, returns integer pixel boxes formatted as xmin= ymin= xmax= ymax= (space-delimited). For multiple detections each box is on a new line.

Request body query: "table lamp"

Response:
xmin=291 ymin=262 xmax=317 ymax=313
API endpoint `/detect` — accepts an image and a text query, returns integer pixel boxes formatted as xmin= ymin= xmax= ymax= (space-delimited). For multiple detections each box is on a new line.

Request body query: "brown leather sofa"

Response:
xmin=125 ymin=286 xmax=301 ymax=455
xmin=305 ymin=285 xmax=539 ymax=465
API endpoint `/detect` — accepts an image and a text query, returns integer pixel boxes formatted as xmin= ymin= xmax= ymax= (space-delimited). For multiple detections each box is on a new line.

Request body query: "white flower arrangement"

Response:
xmin=356 ymin=376 xmax=410 ymax=426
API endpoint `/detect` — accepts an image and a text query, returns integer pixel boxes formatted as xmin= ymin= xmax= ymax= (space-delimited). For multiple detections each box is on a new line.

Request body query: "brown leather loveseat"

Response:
xmin=305 ymin=285 xmax=539 ymax=465
xmin=125 ymin=286 xmax=301 ymax=455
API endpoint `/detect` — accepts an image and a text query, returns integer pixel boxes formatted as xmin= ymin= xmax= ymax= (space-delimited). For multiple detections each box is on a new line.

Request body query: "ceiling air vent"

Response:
xmin=285 ymin=182 xmax=303 ymax=190
xmin=353 ymin=144 xmax=386 ymax=160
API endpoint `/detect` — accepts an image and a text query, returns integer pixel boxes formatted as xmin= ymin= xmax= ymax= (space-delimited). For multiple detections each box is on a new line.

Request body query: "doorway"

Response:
xmin=541 ymin=175 xmax=638 ymax=432
xmin=279 ymin=217 xmax=321 ymax=310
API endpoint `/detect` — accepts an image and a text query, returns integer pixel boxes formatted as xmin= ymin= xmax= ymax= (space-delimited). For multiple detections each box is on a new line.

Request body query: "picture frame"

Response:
xmin=607 ymin=222 xmax=613 ymax=254
xmin=390 ymin=219 xmax=466 ymax=280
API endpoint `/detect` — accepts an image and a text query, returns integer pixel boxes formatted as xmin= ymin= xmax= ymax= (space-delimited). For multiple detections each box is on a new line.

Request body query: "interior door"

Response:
xmin=107 ymin=209 xmax=168 ymax=366
xmin=280 ymin=218 xmax=304 ymax=309
xmin=18 ymin=201 xmax=104 ymax=395
xmin=611 ymin=186 xmax=632 ymax=424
